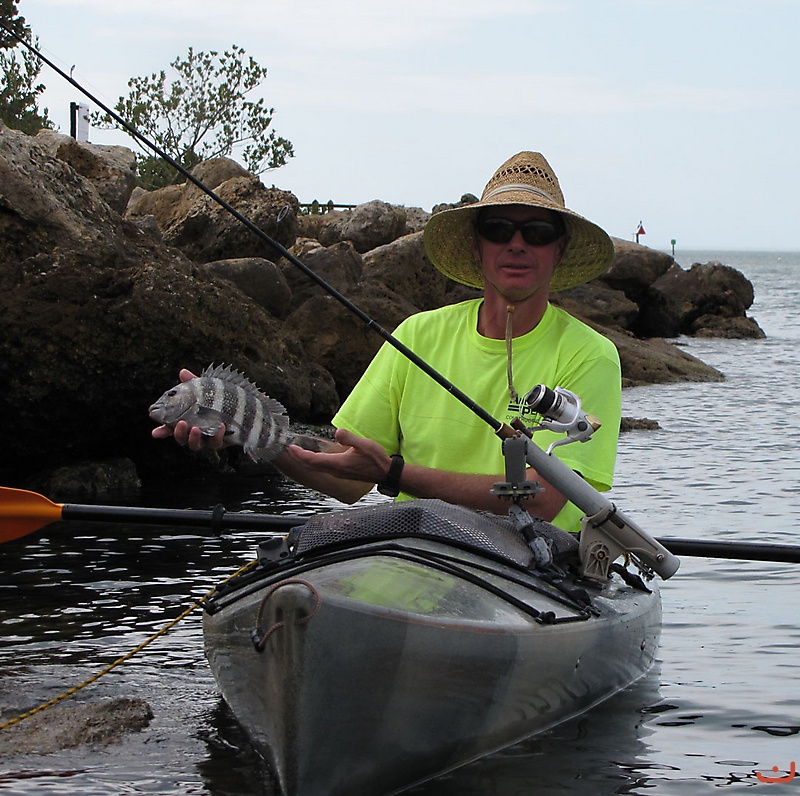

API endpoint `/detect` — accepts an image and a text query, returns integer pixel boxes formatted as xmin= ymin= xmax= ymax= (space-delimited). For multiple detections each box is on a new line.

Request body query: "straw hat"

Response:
xmin=423 ymin=152 xmax=614 ymax=292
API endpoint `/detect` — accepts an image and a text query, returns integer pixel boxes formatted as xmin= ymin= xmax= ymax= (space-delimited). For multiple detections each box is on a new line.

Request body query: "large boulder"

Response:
xmin=603 ymin=238 xmax=675 ymax=297
xmin=651 ymin=261 xmax=765 ymax=338
xmin=600 ymin=239 xmax=763 ymax=339
xmin=282 ymin=281 xmax=418 ymax=399
xmin=601 ymin=239 xmax=683 ymax=337
xmin=604 ymin=327 xmax=724 ymax=387
xmin=202 ymin=257 xmax=293 ymax=319
xmin=126 ymin=162 xmax=298 ymax=263
xmin=298 ymin=200 xmax=408 ymax=253
xmin=1 ymin=123 xmax=125 ymax=258
xmin=552 ymin=281 xmax=640 ymax=332
xmin=283 ymin=238 xmax=364 ymax=313
xmin=361 ymin=231 xmax=457 ymax=311
xmin=35 ymin=129 xmax=137 ymax=214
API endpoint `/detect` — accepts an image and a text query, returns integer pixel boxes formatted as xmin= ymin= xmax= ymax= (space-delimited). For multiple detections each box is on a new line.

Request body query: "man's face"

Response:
xmin=474 ymin=205 xmax=567 ymax=304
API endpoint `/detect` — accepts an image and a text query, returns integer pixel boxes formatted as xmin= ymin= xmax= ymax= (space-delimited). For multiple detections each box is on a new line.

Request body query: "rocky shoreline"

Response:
xmin=0 ymin=123 xmax=764 ymax=494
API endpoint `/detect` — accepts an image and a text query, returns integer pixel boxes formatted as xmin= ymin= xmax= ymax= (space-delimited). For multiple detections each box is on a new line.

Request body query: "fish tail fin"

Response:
xmin=288 ymin=433 xmax=338 ymax=454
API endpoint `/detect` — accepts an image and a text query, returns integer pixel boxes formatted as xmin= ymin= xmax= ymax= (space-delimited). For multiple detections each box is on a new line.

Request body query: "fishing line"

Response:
xmin=0 ymin=558 xmax=258 ymax=731
xmin=1 ymin=22 xmax=509 ymax=439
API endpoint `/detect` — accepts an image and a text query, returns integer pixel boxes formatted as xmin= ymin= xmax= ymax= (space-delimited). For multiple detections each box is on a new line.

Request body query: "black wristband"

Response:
xmin=377 ymin=454 xmax=404 ymax=497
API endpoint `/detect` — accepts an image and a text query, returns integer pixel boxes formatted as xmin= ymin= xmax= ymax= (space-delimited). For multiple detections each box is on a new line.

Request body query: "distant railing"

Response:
xmin=298 ymin=200 xmax=357 ymax=215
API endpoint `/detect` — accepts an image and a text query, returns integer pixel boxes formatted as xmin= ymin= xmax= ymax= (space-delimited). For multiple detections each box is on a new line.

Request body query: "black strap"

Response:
xmin=377 ymin=454 xmax=405 ymax=497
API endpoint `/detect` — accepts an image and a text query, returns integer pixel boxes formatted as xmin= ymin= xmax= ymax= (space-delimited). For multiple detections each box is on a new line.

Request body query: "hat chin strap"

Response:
xmin=505 ymin=304 xmax=518 ymax=405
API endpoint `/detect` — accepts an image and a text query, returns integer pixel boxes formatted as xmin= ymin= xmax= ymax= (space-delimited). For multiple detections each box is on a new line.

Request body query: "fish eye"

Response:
xmin=167 ymin=389 xmax=178 ymax=396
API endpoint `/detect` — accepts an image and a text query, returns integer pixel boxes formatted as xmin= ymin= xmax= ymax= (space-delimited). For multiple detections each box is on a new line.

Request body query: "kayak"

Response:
xmin=203 ymin=498 xmax=662 ymax=795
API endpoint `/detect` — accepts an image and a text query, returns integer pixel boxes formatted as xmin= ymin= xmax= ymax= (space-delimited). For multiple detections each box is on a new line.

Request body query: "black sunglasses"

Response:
xmin=476 ymin=217 xmax=564 ymax=247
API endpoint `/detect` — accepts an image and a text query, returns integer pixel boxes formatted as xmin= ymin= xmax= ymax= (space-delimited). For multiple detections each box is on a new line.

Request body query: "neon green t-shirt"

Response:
xmin=332 ymin=299 xmax=621 ymax=533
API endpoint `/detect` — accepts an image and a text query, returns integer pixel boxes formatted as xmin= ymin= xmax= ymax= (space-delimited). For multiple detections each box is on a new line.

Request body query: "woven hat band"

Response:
xmin=482 ymin=183 xmax=558 ymax=204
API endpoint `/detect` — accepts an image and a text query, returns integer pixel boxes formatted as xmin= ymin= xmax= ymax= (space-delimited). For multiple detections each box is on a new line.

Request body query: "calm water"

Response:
xmin=2 ymin=250 xmax=800 ymax=794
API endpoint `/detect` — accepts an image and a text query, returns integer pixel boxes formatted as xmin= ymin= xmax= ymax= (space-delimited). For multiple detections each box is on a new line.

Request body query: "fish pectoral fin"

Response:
xmin=193 ymin=406 xmax=228 ymax=435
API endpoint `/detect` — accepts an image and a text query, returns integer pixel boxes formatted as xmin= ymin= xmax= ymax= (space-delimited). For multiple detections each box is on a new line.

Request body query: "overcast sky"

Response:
xmin=16 ymin=0 xmax=800 ymax=252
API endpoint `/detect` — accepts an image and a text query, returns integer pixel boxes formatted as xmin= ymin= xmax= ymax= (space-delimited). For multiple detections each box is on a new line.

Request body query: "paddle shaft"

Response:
xmin=37 ymin=504 xmax=800 ymax=563
xmin=656 ymin=537 xmax=800 ymax=564
xmin=0 ymin=487 xmax=306 ymax=542
xmin=61 ymin=502 xmax=305 ymax=532
xmin=5 ymin=485 xmax=800 ymax=564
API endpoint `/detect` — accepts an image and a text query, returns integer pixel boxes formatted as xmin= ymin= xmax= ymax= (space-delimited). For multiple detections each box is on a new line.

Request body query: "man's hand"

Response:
xmin=150 ymin=369 xmax=227 ymax=450
xmin=281 ymin=428 xmax=393 ymax=484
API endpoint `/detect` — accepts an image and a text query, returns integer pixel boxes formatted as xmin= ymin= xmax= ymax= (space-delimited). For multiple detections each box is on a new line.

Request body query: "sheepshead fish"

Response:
xmin=149 ymin=364 xmax=333 ymax=462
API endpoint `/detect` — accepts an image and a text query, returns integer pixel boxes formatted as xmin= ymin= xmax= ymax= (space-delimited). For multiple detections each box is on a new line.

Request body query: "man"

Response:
xmin=158 ymin=152 xmax=620 ymax=533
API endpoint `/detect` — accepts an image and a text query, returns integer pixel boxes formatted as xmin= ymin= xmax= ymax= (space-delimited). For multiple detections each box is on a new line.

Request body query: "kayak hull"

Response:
xmin=203 ymin=501 xmax=661 ymax=795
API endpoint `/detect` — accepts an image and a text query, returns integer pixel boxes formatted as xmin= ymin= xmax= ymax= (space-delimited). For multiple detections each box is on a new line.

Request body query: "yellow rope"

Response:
xmin=0 ymin=558 xmax=258 ymax=731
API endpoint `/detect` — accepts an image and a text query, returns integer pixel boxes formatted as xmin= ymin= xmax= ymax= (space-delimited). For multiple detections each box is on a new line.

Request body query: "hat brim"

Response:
xmin=423 ymin=197 xmax=614 ymax=293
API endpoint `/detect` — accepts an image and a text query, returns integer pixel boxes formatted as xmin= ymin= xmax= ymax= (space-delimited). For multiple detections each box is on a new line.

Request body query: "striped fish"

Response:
xmin=149 ymin=364 xmax=331 ymax=462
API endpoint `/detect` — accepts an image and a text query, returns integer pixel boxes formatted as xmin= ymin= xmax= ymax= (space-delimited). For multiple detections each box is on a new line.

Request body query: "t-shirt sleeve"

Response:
xmin=332 ymin=336 xmax=408 ymax=456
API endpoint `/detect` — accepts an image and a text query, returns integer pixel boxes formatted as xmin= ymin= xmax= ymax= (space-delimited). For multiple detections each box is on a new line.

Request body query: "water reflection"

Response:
xmin=405 ymin=665 xmax=666 ymax=795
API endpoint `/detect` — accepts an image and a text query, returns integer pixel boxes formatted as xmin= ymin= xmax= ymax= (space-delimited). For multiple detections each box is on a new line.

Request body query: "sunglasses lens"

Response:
xmin=521 ymin=221 xmax=559 ymax=246
xmin=476 ymin=218 xmax=561 ymax=246
xmin=476 ymin=218 xmax=515 ymax=243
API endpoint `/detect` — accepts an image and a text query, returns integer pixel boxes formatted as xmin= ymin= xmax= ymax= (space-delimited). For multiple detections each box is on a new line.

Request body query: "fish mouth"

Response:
xmin=148 ymin=404 xmax=166 ymax=421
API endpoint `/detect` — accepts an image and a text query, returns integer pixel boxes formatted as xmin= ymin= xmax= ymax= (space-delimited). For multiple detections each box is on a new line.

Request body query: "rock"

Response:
xmin=203 ymin=257 xmax=292 ymax=318
xmin=621 ymin=417 xmax=662 ymax=432
xmin=0 ymin=123 xmax=125 ymax=261
xmin=190 ymin=156 xmax=251 ymax=189
xmin=24 ymin=458 xmax=142 ymax=501
xmin=297 ymin=200 xmax=408 ymax=253
xmin=603 ymin=239 xmax=682 ymax=337
xmin=690 ymin=314 xmax=765 ymax=339
xmin=126 ymin=164 xmax=299 ymax=263
xmin=604 ymin=327 xmax=724 ymax=387
xmin=552 ymin=281 xmax=639 ymax=332
xmin=283 ymin=239 xmax=364 ymax=313
xmin=432 ymin=192 xmax=479 ymax=215
xmin=338 ymin=200 xmax=408 ymax=253
xmin=651 ymin=261 xmax=765 ymax=338
xmin=0 ymin=697 xmax=153 ymax=755
xmin=0 ymin=123 xmax=331 ymax=483
xmin=404 ymin=206 xmax=431 ymax=233
xmin=35 ymin=129 xmax=137 ymax=214
xmin=282 ymin=282 xmax=418 ymax=399
xmin=604 ymin=238 xmax=674 ymax=297
xmin=361 ymin=231 xmax=455 ymax=312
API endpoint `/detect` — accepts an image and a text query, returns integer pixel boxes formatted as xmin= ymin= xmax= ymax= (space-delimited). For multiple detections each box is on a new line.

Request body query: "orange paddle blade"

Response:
xmin=0 ymin=487 xmax=65 ymax=543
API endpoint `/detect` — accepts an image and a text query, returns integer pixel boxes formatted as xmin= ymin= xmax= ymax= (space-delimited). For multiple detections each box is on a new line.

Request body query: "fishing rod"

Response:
xmin=3 ymin=25 xmax=680 ymax=580
xmin=0 ymin=24 xmax=504 ymax=438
